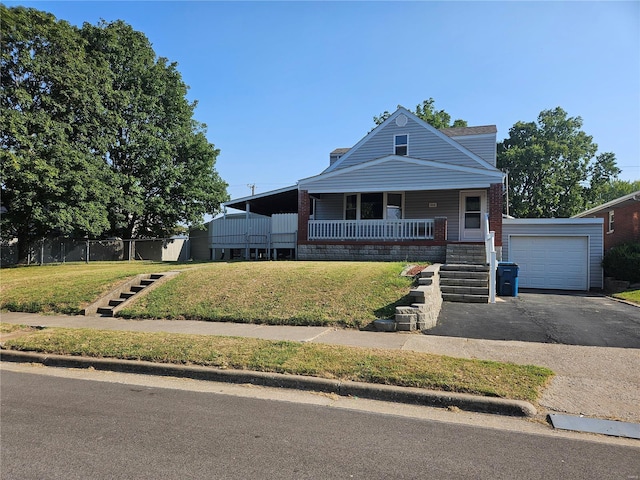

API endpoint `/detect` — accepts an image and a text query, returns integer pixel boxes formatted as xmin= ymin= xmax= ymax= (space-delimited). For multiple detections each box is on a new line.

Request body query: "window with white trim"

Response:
xmin=343 ymin=193 xmax=404 ymax=220
xmin=607 ymin=210 xmax=615 ymax=233
xmin=394 ymin=134 xmax=408 ymax=156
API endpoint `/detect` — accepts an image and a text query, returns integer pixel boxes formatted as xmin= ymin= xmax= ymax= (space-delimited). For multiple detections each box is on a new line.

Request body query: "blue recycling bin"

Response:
xmin=497 ymin=262 xmax=519 ymax=297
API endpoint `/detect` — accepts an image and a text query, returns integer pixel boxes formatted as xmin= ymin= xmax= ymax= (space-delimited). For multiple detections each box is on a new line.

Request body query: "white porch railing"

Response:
xmin=484 ymin=213 xmax=497 ymax=304
xmin=308 ymin=219 xmax=434 ymax=241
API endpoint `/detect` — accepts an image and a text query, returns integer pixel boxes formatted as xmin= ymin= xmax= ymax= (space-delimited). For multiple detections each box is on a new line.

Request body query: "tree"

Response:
xmin=1 ymin=6 xmax=228 ymax=260
xmin=497 ymin=107 xmax=620 ymax=218
xmin=80 ymin=20 xmax=228 ymax=239
xmin=374 ymin=98 xmax=468 ymax=129
xmin=589 ymin=179 xmax=640 ymax=206
xmin=0 ymin=6 xmax=115 ymax=261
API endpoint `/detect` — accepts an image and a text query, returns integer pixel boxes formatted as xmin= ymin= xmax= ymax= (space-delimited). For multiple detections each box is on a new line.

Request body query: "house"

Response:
xmin=572 ymin=191 xmax=640 ymax=251
xmin=220 ymin=107 xmax=506 ymax=264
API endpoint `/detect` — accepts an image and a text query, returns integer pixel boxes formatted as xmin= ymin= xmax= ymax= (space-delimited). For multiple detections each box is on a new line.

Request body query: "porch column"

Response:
xmin=297 ymin=190 xmax=310 ymax=244
xmin=434 ymin=217 xmax=448 ymax=242
xmin=489 ymin=183 xmax=503 ymax=246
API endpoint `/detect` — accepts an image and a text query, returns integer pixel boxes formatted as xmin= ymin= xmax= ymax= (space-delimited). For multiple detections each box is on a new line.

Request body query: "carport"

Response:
xmin=502 ymin=218 xmax=604 ymax=290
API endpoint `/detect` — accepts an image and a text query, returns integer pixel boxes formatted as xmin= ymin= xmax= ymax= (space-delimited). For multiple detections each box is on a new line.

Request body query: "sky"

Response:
xmin=7 ymin=1 xmax=640 ymax=208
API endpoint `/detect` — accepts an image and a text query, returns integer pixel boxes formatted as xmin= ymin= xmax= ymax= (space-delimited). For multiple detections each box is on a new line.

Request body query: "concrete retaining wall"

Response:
xmin=298 ymin=244 xmax=446 ymax=262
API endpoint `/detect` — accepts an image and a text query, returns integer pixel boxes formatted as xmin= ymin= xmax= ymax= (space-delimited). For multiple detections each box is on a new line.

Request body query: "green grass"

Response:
xmin=120 ymin=261 xmax=415 ymax=328
xmin=1 ymin=327 xmax=554 ymax=402
xmin=613 ymin=288 xmax=640 ymax=305
xmin=0 ymin=261 xmax=200 ymax=315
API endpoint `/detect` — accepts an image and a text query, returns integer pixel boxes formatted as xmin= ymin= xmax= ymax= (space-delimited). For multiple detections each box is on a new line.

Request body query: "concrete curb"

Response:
xmin=0 ymin=349 xmax=537 ymax=417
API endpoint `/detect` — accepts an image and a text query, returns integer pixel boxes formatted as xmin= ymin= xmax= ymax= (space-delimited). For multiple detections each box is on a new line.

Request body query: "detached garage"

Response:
xmin=502 ymin=218 xmax=604 ymax=291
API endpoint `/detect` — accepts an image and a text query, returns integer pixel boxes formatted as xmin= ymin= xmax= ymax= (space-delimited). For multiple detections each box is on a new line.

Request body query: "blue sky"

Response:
xmin=8 ymin=1 xmax=640 ymax=205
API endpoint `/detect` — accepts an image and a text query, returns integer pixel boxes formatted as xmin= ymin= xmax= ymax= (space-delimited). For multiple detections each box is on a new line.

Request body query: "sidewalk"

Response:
xmin=1 ymin=311 xmax=639 ymax=423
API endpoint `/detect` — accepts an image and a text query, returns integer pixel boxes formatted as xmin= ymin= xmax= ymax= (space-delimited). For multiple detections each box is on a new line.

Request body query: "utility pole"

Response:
xmin=247 ymin=184 xmax=256 ymax=196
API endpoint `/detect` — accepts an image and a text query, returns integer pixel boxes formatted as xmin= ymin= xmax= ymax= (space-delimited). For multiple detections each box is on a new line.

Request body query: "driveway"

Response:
xmin=429 ymin=291 xmax=640 ymax=348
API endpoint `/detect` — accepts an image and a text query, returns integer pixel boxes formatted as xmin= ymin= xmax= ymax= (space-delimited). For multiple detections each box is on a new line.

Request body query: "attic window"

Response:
xmin=394 ymin=135 xmax=408 ymax=156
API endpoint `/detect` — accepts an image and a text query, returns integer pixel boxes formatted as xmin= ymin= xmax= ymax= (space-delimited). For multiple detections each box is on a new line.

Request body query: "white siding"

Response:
xmin=271 ymin=213 xmax=297 ymax=248
xmin=211 ymin=214 xmax=271 ymax=248
xmin=450 ymin=134 xmax=496 ymax=166
xmin=303 ymin=158 xmax=502 ymax=193
xmin=333 ymin=115 xmax=491 ymax=171
xmin=502 ymin=219 xmax=604 ymax=289
xmin=313 ymin=190 xmax=463 ymax=241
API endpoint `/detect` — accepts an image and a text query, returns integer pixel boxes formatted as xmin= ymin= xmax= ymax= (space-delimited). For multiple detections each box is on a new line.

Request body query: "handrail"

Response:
xmin=484 ymin=213 xmax=497 ymax=304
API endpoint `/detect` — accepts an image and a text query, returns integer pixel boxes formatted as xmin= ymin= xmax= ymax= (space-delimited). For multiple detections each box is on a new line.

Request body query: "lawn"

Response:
xmin=613 ymin=288 xmax=640 ymax=305
xmin=119 ymin=261 xmax=414 ymax=328
xmin=0 ymin=261 xmax=200 ymax=315
xmin=1 ymin=327 xmax=554 ymax=402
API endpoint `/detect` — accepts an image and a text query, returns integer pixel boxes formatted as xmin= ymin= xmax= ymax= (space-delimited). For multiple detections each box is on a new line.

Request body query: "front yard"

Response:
xmin=1 ymin=261 xmax=415 ymax=327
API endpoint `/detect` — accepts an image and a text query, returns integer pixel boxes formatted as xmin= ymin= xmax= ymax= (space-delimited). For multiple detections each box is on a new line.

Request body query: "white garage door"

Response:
xmin=510 ymin=236 xmax=589 ymax=290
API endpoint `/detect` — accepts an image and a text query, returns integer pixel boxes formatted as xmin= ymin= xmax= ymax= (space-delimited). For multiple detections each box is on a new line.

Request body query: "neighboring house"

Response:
xmin=573 ymin=191 xmax=640 ymax=251
xmin=219 ymin=107 xmax=505 ymax=263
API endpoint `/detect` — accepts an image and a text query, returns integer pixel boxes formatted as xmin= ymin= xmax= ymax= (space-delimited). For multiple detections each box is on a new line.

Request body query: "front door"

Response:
xmin=459 ymin=190 xmax=487 ymax=241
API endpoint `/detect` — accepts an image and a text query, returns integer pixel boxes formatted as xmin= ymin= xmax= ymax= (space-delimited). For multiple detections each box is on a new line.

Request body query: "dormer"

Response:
xmin=329 ymin=148 xmax=350 ymax=166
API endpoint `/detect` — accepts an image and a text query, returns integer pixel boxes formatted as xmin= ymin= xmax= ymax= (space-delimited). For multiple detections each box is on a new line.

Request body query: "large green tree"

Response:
xmin=374 ymin=98 xmax=468 ymax=129
xmin=80 ymin=20 xmax=227 ymax=239
xmin=497 ymin=107 xmax=620 ymax=218
xmin=0 ymin=6 xmax=115 ymax=260
xmin=1 ymin=6 xmax=228 ymax=259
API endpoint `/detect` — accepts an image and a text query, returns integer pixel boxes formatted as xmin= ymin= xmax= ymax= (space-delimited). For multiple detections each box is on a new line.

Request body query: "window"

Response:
xmin=387 ymin=193 xmax=403 ymax=219
xmin=344 ymin=193 xmax=403 ymax=220
xmin=394 ymin=134 xmax=408 ymax=156
xmin=345 ymin=194 xmax=357 ymax=220
xmin=608 ymin=210 xmax=615 ymax=233
xmin=360 ymin=193 xmax=384 ymax=219
xmin=464 ymin=195 xmax=482 ymax=229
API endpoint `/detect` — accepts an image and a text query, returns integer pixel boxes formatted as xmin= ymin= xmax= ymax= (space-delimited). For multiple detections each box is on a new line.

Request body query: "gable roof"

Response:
xmin=572 ymin=190 xmax=640 ymax=218
xmin=440 ymin=125 xmax=497 ymax=137
xmin=324 ymin=107 xmax=497 ymax=174
xmin=300 ymin=155 xmax=504 ymax=193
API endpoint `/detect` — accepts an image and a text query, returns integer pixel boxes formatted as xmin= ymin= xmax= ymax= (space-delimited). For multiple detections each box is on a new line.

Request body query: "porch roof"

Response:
xmin=223 ymin=185 xmax=298 ymax=216
xmin=299 ymin=155 xmax=504 ymax=194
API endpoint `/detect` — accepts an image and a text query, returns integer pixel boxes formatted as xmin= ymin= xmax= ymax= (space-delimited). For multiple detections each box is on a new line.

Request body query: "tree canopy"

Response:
xmin=497 ymin=107 xmax=620 ymax=218
xmin=374 ymin=98 xmax=468 ymax=129
xmin=1 ymin=6 xmax=228 ymax=259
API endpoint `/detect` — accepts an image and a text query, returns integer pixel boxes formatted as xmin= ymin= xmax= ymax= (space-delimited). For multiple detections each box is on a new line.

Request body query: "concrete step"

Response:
xmin=97 ymin=306 xmax=114 ymax=316
xmin=440 ymin=278 xmax=487 ymax=287
xmin=441 ymin=285 xmax=489 ymax=295
xmin=442 ymin=293 xmax=489 ymax=303
xmin=131 ymin=285 xmax=145 ymax=293
xmin=108 ymin=299 xmax=125 ymax=307
xmin=439 ymin=271 xmax=489 ymax=280
xmin=120 ymin=292 xmax=136 ymax=299
xmin=150 ymin=274 xmax=163 ymax=280
xmin=140 ymin=279 xmax=155 ymax=286
xmin=440 ymin=264 xmax=489 ymax=272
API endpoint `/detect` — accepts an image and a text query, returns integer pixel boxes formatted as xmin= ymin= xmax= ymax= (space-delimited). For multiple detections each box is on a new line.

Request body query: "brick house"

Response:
xmin=573 ymin=191 xmax=640 ymax=251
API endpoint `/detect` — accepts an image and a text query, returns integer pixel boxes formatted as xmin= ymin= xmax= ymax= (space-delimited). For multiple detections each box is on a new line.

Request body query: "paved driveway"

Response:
xmin=430 ymin=291 xmax=640 ymax=348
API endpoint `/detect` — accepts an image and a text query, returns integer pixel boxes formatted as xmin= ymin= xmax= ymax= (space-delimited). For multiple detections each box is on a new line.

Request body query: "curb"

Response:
xmin=0 ymin=349 xmax=537 ymax=417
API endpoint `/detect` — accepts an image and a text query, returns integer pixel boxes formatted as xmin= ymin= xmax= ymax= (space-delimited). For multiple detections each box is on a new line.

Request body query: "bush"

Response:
xmin=602 ymin=242 xmax=640 ymax=283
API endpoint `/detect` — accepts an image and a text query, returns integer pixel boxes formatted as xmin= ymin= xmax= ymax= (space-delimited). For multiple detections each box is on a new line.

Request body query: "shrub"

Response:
xmin=602 ymin=242 xmax=640 ymax=283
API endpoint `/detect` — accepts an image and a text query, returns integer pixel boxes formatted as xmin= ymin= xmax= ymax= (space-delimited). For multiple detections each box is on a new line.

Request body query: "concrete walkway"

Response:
xmin=1 ymin=312 xmax=639 ymax=423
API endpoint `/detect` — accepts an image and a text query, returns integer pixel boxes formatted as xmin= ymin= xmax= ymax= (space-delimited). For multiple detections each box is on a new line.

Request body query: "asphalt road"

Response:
xmin=431 ymin=291 xmax=640 ymax=347
xmin=2 ymin=370 xmax=639 ymax=479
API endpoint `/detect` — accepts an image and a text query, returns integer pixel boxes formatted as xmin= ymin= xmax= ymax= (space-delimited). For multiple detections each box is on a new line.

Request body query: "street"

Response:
xmin=1 ymin=368 xmax=638 ymax=479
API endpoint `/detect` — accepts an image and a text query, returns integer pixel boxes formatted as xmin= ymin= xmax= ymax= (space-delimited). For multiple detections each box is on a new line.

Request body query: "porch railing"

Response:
xmin=308 ymin=219 xmax=434 ymax=241
xmin=484 ymin=213 xmax=497 ymax=304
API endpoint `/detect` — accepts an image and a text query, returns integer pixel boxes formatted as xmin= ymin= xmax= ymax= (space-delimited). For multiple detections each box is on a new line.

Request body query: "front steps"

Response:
xmin=441 ymin=244 xmax=489 ymax=303
xmin=84 ymin=272 xmax=179 ymax=317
